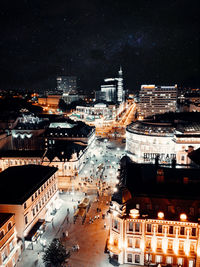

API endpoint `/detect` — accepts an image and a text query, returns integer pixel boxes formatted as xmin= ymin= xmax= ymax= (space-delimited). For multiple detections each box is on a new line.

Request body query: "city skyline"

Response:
xmin=0 ymin=0 xmax=199 ymax=92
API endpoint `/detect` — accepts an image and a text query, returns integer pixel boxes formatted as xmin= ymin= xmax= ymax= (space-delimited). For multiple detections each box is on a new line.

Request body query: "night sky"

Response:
xmin=0 ymin=0 xmax=199 ymax=92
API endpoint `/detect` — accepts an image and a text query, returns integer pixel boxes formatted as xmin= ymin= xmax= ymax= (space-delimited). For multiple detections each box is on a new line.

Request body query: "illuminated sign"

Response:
xmin=143 ymin=153 xmax=176 ymax=161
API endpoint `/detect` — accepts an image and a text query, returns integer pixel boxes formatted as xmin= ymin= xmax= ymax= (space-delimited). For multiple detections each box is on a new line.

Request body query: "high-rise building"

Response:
xmin=117 ymin=66 xmax=123 ymax=102
xmin=100 ymin=83 xmax=117 ymax=102
xmin=98 ymin=67 xmax=125 ymax=103
xmin=57 ymin=76 xmax=77 ymax=94
xmin=139 ymin=84 xmax=177 ymax=118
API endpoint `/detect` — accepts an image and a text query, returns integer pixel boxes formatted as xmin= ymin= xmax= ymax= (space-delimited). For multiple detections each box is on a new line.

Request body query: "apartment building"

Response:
xmin=0 ymin=165 xmax=59 ymax=247
xmin=0 ymin=213 xmax=20 ymax=267
xmin=139 ymin=85 xmax=177 ymax=118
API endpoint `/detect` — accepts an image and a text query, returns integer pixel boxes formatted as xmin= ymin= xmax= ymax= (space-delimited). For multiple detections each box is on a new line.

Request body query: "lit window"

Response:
xmin=178 ymin=258 xmax=183 ymax=265
xmin=156 ymin=255 xmax=162 ymax=263
xmin=127 ymin=238 xmax=132 ymax=248
xmin=9 ymin=241 xmax=14 ymax=252
xmin=135 ymin=239 xmax=140 ymax=248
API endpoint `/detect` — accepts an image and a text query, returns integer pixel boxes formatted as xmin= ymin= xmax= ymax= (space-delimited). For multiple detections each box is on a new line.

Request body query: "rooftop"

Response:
xmin=119 ymin=156 xmax=200 ymax=200
xmin=44 ymin=141 xmax=86 ymax=161
xmin=0 ymin=165 xmax=57 ymax=205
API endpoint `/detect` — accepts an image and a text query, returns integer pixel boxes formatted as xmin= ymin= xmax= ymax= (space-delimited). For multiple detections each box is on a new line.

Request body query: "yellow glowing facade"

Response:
xmin=108 ymin=203 xmax=199 ymax=266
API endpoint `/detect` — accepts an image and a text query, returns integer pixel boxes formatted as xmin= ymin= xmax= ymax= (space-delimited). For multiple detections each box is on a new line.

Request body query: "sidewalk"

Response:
xmin=16 ymin=191 xmax=86 ymax=267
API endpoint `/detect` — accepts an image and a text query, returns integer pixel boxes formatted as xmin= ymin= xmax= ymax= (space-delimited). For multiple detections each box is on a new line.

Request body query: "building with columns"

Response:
xmin=107 ymin=157 xmax=200 ymax=266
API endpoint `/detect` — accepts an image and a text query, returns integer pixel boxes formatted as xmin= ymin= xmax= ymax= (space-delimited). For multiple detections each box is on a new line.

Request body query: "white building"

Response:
xmin=71 ymin=103 xmax=116 ymax=126
xmin=0 ymin=165 xmax=60 ymax=246
xmin=126 ymin=120 xmax=200 ymax=164
xmin=139 ymin=85 xmax=177 ymax=118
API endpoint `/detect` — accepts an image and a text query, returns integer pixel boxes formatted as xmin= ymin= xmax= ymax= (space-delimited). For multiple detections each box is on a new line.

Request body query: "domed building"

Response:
xmin=126 ymin=114 xmax=200 ymax=165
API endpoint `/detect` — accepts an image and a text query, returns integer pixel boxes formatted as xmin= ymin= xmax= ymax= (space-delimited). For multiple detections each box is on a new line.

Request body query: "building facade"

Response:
xmin=57 ymin=76 xmax=77 ymax=94
xmin=0 ymin=165 xmax=60 ymax=245
xmin=72 ymin=103 xmax=116 ymax=126
xmin=126 ymin=120 xmax=200 ymax=164
xmin=108 ymin=159 xmax=200 ymax=266
xmin=139 ymin=85 xmax=177 ymax=118
xmin=108 ymin=203 xmax=199 ymax=267
xmin=0 ymin=213 xmax=21 ymax=267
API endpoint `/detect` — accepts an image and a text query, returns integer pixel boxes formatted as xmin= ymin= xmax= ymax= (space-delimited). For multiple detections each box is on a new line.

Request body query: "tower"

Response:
xmin=117 ymin=66 xmax=123 ymax=103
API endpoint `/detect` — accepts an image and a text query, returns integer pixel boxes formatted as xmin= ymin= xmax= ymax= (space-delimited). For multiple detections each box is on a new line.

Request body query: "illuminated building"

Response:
xmin=107 ymin=158 xmax=200 ymax=266
xmin=57 ymin=76 xmax=77 ymax=94
xmin=45 ymin=120 xmax=95 ymax=148
xmin=62 ymin=93 xmax=79 ymax=104
xmin=126 ymin=116 xmax=200 ymax=164
xmin=38 ymin=94 xmax=61 ymax=108
xmin=0 ymin=165 xmax=60 ymax=248
xmin=139 ymin=85 xmax=177 ymax=118
xmin=97 ymin=66 xmax=125 ymax=104
xmin=42 ymin=141 xmax=90 ymax=178
xmin=72 ymin=103 xmax=116 ymax=126
xmin=0 ymin=213 xmax=21 ymax=267
xmin=0 ymin=144 xmax=89 ymax=181
xmin=0 ymin=150 xmax=44 ymax=172
xmin=10 ymin=112 xmax=48 ymax=150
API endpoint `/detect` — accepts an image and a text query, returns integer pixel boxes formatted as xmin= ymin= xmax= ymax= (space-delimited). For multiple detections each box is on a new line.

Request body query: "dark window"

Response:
xmin=32 ymin=196 xmax=34 ymax=201
xmin=38 ymin=189 xmax=40 ymax=195
xmin=24 ymin=203 xmax=27 ymax=209
xmin=189 ymin=207 xmax=194 ymax=216
xmin=129 ymin=222 xmax=133 ymax=231
xmin=135 ymin=254 xmax=140 ymax=264
xmin=127 ymin=254 xmax=132 ymax=263
xmin=192 ymin=228 xmax=196 ymax=236
xmin=25 ymin=216 xmax=28 ymax=225
xmin=147 ymin=224 xmax=151 ymax=232
xmin=0 ymin=231 xmax=4 ymax=240
xmin=158 ymin=225 xmax=162 ymax=233
xmin=36 ymin=205 xmax=38 ymax=212
xmin=8 ymin=222 xmax=12 ymax=231
xmin=35 ymin=192 xmax=37 ymax=198
xmin=113 ymin=220 xmax=118 ymax=230
xmin=180 ymin=227 xmax=185 ymax=235
xmin=32 ymin=209 xmax=35 ymax=216
xmin=135 ymin=223 xmax=140 ymax=232
xmin=169 ymin=226 xmax=174 ymax=234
